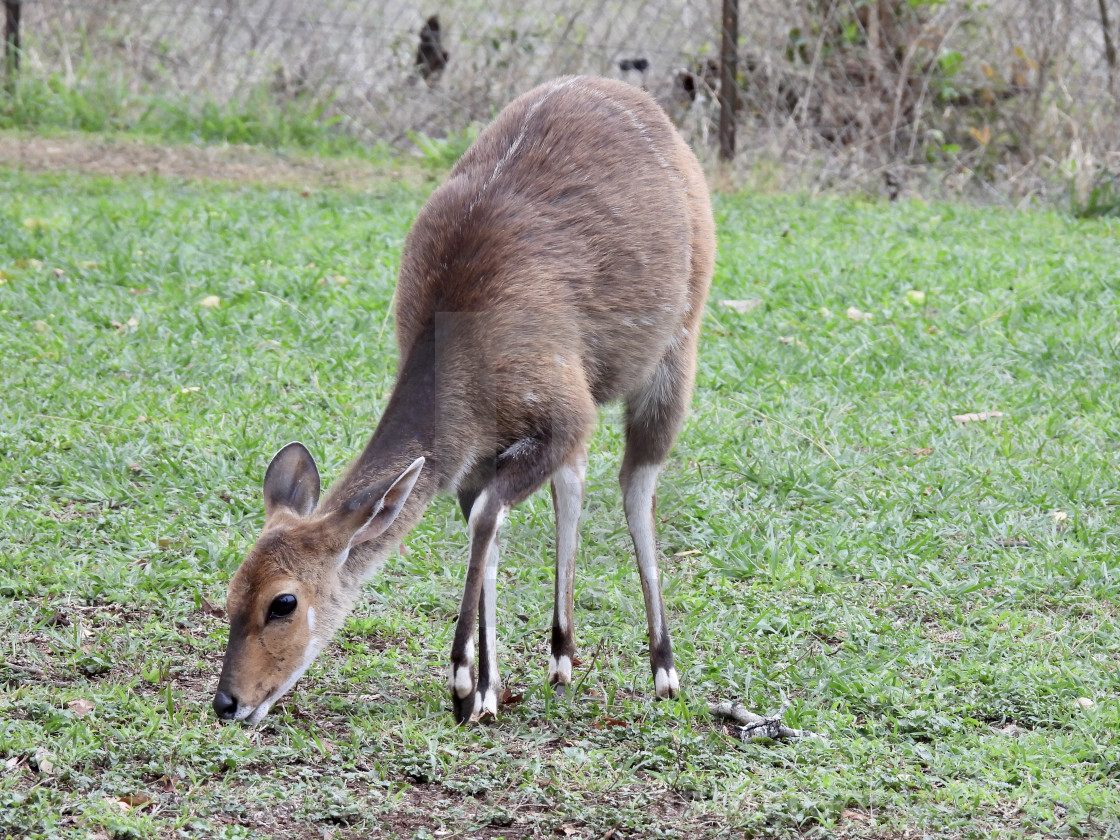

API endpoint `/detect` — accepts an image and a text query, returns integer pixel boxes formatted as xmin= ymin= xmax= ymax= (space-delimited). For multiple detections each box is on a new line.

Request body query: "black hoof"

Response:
xmin=451 ymin=691 xmax=475 ymax=725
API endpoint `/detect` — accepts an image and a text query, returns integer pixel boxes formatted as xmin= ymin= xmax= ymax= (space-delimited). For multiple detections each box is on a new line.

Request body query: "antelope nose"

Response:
xmin=212 ymin=690 xmax=238 ymax=720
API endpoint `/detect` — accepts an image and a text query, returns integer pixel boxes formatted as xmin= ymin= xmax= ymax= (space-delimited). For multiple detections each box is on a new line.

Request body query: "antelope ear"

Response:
xmin=332 ymin=457 xmax=425 ymax=549
xmin=263 ymin=442 xmax=321 ymax=520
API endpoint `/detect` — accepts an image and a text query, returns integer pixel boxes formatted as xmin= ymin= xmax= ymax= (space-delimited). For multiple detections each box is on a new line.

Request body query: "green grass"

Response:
xmin=1 ymin=162 xmax=1119 ymax=839
xmin=0 ymin=77 xmax=376 ymax=157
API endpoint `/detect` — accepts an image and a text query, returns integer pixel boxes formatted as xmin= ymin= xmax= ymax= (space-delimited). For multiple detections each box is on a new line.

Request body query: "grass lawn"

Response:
xmin=1 ymin=157 xmax=1119 ymax=839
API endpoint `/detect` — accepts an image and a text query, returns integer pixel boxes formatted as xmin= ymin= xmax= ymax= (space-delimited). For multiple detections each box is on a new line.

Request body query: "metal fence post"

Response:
xmin=718 ymin=0 xmax=738 ymax=161
xmin=3 ymin=0 xmax=20 ymax=91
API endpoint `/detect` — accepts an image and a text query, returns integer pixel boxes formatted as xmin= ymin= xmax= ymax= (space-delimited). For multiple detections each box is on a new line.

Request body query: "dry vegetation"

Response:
xmin=6 ymin=0 xmax=1118 ymax=203
xmin=0 ymin=134 xmax=412 ymax=186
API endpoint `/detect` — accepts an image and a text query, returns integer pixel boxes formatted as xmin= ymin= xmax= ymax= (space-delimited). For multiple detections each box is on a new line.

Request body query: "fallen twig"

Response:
xmin=7 ymin=662 xmax=50 ymax=679
xmin=571 ymin=637 xmax=605 ymax=698
xmin=709 ymin=700 xmax=825 ymax=742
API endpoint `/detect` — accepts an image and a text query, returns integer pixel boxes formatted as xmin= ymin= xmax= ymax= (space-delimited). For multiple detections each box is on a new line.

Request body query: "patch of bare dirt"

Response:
xmin=0 ymin=133 xmax=429 ymax=188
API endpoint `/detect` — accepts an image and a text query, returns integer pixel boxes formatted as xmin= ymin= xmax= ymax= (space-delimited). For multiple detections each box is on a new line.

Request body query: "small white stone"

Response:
xmin=846 ymin=306 xmax=869 ymax=322
xmin=1075 ymin=697 xmax=1094 ymax=710
xmin=719 ymin=298 xmax=763 ymax=314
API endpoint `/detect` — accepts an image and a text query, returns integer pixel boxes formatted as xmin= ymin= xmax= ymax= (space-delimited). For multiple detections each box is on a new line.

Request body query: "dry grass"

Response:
xmin=0 ymin=133 xmax=426 ymax=187
xmin=7 ymin=0 xmax=1120 ymax=203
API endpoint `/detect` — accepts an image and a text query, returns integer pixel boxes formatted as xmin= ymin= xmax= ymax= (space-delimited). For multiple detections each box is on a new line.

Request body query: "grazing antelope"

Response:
xmin=212 ymin=76 xmax=716 ymax=726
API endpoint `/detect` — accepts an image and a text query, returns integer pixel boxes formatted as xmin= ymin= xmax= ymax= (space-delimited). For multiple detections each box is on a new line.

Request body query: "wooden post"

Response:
xmin=4 ymin=0 xmax=20 ymax=90
xmin=1098 ymin=0 xmax=1117 ymax=94
xmin=718 ymin=0 xmax=738 ymax=161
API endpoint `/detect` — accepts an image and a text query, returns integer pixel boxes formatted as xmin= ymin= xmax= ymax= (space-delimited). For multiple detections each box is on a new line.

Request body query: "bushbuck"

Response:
xmin=212 ymin=76 xmax=716 ymax=726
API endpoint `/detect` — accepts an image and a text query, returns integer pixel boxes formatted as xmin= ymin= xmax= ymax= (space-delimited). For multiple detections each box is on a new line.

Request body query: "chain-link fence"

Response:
xmin=6 ymin=0 xmax=1120 ymax=198
xmin=8 ymin=0 xmax=723 ymax=142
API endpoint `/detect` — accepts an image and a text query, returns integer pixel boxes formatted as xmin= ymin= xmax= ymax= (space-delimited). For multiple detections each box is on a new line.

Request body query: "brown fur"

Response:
xmin=214 ymin=76 xmax=715 ymax=724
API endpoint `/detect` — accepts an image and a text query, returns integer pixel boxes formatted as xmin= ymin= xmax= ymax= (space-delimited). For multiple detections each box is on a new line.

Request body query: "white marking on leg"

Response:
xmin=552 ymin=458 xmax=586 ymax=636
xmin=467 ymin=489 xmax=509 ymax=535
xmin=655 ymin=667 xmax=680 ymax=698
xmin=467 ymin=488 xmax=490 ymax=531
xmin=448 ymin=491 xmax=509 ymax=713
xmin=448 ymin=637 xmax=474 ymax=695
xmin=479 ymin=686 xmax=498 ymax=718
xmin=481 ymin=536 xmax=500 ymax=707
xmin=467 ymin=490 xmax=507 ymax=718
xmin=452 ymin=666 xmax=473 ymax=699
xmin=470 ymin=689 xmax=486 ymax=722
xmin=624 ymin=464 xmax=664 ymax=646
xmin=548 ymin=654 xmax=573 ymax=685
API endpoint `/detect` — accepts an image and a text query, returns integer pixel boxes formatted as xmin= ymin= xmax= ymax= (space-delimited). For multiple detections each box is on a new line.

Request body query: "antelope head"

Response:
xmin=213 ymin=442 xmax=424 ymax=725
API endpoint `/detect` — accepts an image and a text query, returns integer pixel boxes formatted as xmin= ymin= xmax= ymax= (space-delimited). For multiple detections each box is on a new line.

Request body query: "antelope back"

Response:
xmin=394 ymin=76 xmax=715 ymax=416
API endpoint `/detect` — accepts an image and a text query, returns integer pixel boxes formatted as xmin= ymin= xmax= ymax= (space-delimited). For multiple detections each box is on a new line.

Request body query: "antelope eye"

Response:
xmin=268 ymin=594 xmax=298 ymax=619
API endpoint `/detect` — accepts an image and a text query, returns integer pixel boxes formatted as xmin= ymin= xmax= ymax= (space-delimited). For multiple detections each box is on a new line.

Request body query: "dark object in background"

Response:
xmin=4 ymin=0 xmax=20 ymax=89
xmin=884 ymin=170 xmax=902 ymax=202
xmin=717 ymin=0 xmax=737 ymax=161
xmin=416 ymin=15 xmax=449 ymax=84
xmin=674 ymin=58 xmax=720 ymax=103
xmin=619 ymin=57 xmax=650 ymax=74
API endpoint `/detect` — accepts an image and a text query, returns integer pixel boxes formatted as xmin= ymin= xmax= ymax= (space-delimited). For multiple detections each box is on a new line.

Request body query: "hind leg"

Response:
xmin=622 ymin=138 xmax=712 ymax=699
xmin=548 ymin=444 xmax=587 ymax=693
xmin=619 ymin=337 xmax=699 ymax=699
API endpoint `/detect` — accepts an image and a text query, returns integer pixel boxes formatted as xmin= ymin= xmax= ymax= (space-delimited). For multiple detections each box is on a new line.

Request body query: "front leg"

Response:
xmin=448 ymin=423 xmax=593 ymax=723
xmin=449 ymin=488 xmax=507 ymax=724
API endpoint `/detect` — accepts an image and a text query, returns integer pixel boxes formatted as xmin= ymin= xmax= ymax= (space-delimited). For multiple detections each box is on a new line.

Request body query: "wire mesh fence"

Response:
xmin=6 ymin=0 xmax=1120 ymax=198
xmin=10 ymin=0 xmax=723 ymax=143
